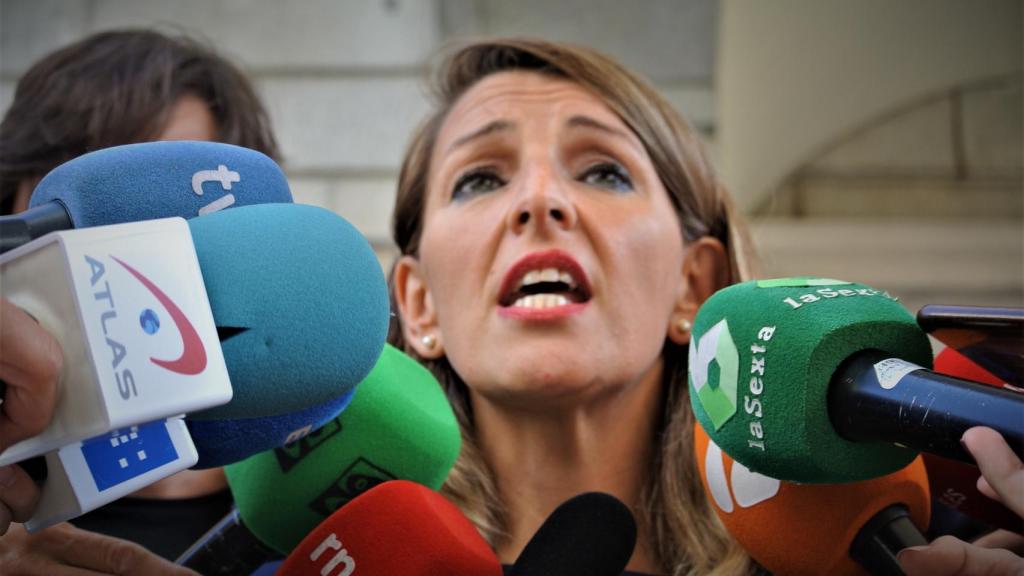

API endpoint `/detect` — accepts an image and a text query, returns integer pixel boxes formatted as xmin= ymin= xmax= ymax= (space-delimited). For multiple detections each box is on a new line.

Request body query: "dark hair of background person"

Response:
xmin=0 ymin=28 xmax=281 ymax=215
xmin=388 ymin=38 xmax=758 ymax=575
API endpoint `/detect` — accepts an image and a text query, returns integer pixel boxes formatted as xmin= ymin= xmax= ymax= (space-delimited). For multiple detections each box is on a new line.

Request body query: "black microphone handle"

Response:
xmin=0 ymin=201 xmax=73 ymax=254
xmin=849 ymin=504 xmax=928 ymax=576
xmin=828 ymin=349 xmax=1024 ymax=464
xmin=175 ymin=507 xmax=279 ymax=575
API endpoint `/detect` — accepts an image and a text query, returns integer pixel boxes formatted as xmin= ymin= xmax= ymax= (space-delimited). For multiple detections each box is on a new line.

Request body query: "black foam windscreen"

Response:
xmin=507 ymin=492 xmax=637 ymax=576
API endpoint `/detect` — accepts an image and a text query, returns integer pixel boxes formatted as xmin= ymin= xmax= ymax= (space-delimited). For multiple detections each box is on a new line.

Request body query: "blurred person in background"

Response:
xmin=0 ymin=28 xmax=279 ymax=574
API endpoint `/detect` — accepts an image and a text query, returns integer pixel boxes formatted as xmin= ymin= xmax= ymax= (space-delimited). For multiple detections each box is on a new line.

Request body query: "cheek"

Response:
xmin=418 ymin=218 xmax=489 ymax=330
xmin=612 ymin=216 xmax=685 ymax=304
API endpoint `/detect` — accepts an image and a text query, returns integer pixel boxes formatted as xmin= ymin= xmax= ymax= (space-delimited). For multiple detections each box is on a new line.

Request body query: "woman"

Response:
xmin=389 ymin=38 xmax=1024 ymax=576
xmin=0 ymin=28 xmax=278 ymax=574
xmin=388 ymin=38 xmax=757 ymax=575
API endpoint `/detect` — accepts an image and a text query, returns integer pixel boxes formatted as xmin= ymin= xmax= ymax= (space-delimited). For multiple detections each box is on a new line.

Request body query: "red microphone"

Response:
xmin=925 ymin=347 xmax=1022 ymax=533
xmin=276 ymin=480 xmax=502 ymax=576
xmin=695 ymin=421 xmax=930 ymax=576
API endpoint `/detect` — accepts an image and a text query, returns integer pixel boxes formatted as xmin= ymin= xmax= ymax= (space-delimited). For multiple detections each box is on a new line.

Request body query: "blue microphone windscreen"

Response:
xmin=187 ymin=387 xmax=356 ymax=469
xmin=186 ymin=203 xmax=389 ymax=420
xmin=29 ymin=141 xmax=292 ymax=226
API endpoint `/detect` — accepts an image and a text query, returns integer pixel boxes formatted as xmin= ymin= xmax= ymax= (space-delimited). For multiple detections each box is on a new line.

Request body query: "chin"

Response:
xmin=487 ymin=368 xmax=617 ymax=408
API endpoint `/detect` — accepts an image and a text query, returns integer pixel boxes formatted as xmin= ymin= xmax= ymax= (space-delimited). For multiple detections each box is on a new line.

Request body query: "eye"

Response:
xmin=578 ymin=162 xmax=633 ymax=193
xmin=451 ymin=167 xmax=506 ymax=201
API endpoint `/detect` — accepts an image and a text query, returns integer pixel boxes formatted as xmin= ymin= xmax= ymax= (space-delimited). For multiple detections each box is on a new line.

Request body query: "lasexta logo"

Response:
xmin=111 ymin=256 xmax=207 ymax=376
xmin=689 ymin=318 xmax=740 ymax=430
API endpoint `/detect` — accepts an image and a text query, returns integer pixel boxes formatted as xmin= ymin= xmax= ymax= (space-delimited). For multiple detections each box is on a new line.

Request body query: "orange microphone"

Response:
xmin=695 ymin=421 xmax=930 ymax=576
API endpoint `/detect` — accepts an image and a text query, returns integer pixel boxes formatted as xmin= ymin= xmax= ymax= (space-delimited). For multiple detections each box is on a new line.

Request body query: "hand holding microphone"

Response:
xmin=0 ymin=298 xmax=61 ymax=453
xmin=0 ymin=522 xmax=198 ymax=575
xmin=899 ymin=427 xmax=1024 ymax=576
xmin=1 ymin=202 xmax=390 ymax=531
xmin=0 ymin=299 xmax=60 ymax=533
xmin=963 ymin=427 xmax=1024 ymax=520
xmin=926 ymin=348 xmax=1021 ymax=534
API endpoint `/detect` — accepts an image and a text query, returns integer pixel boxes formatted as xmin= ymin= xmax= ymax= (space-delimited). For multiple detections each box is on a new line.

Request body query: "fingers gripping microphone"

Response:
xmin=277 ymin=480 xmax=502 ymax=576
xmin=0 ymin=217 xmax=232 ymax=465
xmin=0 ymin=141 xmax=292 ymax=254
xmin=6 ymin=203 xmax=386 ymax=530
xmin=506 ymin=492 xmax=637 ymax=576
xmin=688 ymin=277 xmax=1024 ymax=483
xmin=694 ymin=421 xmax=930 ymax=576
xmin=925 ymin=348 xmax=1022 ymax=534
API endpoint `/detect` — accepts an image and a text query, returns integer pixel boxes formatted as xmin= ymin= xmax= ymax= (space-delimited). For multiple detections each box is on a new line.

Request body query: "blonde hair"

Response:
xmin=389 ymin=38 xmax=757 ymax=575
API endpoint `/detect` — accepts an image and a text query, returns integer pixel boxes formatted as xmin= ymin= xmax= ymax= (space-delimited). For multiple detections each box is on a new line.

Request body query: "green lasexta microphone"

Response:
xmin=687 ymin=277 xmax=930 ymax=483
xmin=688 ymin=277 xmax=1024 ymax=484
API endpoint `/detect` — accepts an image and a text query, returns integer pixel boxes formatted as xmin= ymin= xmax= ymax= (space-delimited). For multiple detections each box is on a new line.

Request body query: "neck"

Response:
xmin=472 ymin=365 xmax=664 ymax=573
xmin=130 ymin=467 xmax=227 ymax=499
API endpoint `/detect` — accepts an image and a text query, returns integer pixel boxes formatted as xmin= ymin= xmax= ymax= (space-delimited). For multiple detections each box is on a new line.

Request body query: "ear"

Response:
xmin=667 ymin=236 xmax=729 ymax=345
xmin=393 ymin=255 xmax=444 ymax=359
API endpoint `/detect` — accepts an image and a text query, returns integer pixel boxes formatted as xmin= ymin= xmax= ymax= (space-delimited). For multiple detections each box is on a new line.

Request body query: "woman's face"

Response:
xmin=400 ymin=71 xmax=694 ymax=407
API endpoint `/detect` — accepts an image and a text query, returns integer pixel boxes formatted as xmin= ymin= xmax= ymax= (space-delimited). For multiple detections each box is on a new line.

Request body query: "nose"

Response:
xmin=506 ymin=165 xmax=577 ymax=235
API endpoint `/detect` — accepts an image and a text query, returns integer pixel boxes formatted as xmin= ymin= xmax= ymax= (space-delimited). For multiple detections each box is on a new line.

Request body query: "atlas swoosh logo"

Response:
xmin=111 ymin=257 xmax=207 ymax=375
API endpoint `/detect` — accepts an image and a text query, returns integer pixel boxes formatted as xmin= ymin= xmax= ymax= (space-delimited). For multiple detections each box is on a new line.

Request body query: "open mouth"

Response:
xmin=498 ymin=251 xmax=593 ymax=310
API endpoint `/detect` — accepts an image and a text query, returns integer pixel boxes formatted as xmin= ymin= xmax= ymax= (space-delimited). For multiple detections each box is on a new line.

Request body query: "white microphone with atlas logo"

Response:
xmin=0 ymin=217 xmax=231 ymax=466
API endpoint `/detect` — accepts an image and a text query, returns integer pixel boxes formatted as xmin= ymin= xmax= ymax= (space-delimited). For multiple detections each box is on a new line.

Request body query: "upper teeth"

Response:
xmin=517 ymin=267 xmax=576 ymax=291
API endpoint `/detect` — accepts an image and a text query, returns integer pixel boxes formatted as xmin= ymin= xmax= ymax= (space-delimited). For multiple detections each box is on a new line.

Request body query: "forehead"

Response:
xmin=437 ymin=70 xmax=627 ymax=143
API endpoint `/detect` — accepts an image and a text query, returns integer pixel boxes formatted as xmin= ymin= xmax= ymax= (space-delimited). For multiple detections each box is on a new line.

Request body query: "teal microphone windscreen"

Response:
xmin=223 ymin=344 xmax=461 ymax=554
xmin=187 ymin=203 xmax=389 ymax=420
xmin=687 ymin=277 xmax=932 ymax=483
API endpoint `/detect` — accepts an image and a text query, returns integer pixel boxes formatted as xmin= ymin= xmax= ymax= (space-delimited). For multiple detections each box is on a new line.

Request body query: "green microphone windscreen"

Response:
xmin=223 ymin=344 xmax=460 ymax=554
xmin=687 ymin=277 xmax=932 ymax=483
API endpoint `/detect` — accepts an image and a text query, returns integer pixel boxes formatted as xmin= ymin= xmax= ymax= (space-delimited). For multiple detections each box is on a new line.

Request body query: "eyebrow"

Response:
xmin=566 ymin=115 xmax=633 ymax=141
xmin=448 ymin=120 xmax=514 ymax=153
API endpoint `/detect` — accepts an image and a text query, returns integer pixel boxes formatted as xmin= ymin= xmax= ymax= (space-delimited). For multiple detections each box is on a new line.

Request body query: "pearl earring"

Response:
xmin=677 ymin=318 xmax=692 ymax=335
xmin=420 ymin=334 xmax=437 ymax=351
